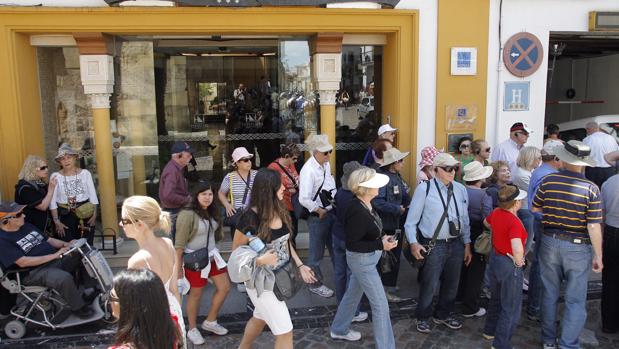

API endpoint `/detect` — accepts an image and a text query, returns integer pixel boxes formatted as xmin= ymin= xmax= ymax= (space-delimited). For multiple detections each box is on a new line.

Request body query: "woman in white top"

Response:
xmin=120 ymin=195 xmax=185 ymax=348
xmin=175 ymin=182 xmax=231 ymax=345
xmin=50 ymin=143 xmax=99 ymax=243
xmin=513 ymin=146 xmax=542 ymax=195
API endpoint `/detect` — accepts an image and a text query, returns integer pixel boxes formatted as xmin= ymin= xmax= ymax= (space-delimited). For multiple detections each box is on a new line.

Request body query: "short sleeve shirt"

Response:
xmin=486 ymin=208 xmax=527 ymax=256
xmin=0 ymin=223 xmax=56 ymax=268
xmin=219 ymin=170 xmax=257 ymax=210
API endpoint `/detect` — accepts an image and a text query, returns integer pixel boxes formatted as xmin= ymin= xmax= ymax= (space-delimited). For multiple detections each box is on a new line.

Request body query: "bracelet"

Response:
xmin=297 ymin=263 xmax=305 ymax=269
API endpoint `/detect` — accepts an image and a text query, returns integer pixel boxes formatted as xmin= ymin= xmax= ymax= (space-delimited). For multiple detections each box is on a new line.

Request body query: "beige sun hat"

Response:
xmin=462 ymin=161 xmax=493 ymax=182
xmin=432 ymin=152 xmax=460 ymax=167
xmin=305 ymin=134 xmax=333 ymax=153
xmin=554 ymin=140 xmax=596 ymax=167
xmin=380 ymin=148 xmax=410 ymax=167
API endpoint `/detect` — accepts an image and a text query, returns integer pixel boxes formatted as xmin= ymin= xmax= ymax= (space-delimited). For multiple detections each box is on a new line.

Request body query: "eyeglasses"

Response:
xmin=119 ymin=217 xmax=134 ymax=226
xmin=38 ymin=165 xmax=49 ymax=171
xmin=439 ymin=166 xmax=459 ymax=173
xmin=238 ymin=158 xmax=251 ymax=163
xmin=2 ymin=212 xmax=24 ymax=220
xmin=322 ymin=150 xmax=332 ymax=156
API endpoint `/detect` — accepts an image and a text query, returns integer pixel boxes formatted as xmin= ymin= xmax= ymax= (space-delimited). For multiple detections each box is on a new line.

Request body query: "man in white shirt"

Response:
xmin=583 ymin=122 xmax=619 ymax=188
xmin=299 ymin=134 xmax=336 ymax=298
xmin=491 ymin=122 xmax=531 ymax=174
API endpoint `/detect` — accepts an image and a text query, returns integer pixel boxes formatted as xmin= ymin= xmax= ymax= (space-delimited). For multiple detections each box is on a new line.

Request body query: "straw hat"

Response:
xmin=381 ymin=148 xmax=410 ymax=167
xmin=462 ymin=161 xmax=493 ymax=182
xmin=554 ymin=140 xmax=596 ymax=167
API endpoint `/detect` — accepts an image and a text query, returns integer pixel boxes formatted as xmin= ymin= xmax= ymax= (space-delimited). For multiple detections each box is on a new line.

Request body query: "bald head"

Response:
xmin=585 ymin=122 xmax=599 ymax=135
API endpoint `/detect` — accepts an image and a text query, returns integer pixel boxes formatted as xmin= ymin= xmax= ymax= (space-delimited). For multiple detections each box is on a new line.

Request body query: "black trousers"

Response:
xmin=379 ymin=229 xmax=403 ymax=288
xmin=602 ymin=225 xmax=619 ymax=332
xmin=585 ymin=166 xmax=615 ymax=189
xmin=58 ymin=211 xmax=94 ymax=245
xmin=457 ymin=251 xmax=486 ymax=314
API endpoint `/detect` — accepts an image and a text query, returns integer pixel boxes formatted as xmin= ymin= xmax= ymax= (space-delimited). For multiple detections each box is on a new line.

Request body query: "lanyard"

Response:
xmin=434 ymin=180 xmax=460 ymax=220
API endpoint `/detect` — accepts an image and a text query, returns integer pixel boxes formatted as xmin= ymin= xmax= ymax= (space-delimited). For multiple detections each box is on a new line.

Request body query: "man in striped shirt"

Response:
xmin=531 ymin=140 xmax=604 ymax=349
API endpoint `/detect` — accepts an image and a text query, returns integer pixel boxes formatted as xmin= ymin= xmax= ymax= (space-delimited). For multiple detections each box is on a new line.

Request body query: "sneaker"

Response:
xmin=352 ymin=311 xmax=368 ymax=322
xmin=462 ymin=307 xmax=486 ymax=318
xmin=309 ymin=285 xmax=334 ymax=298
xmin=237 ymin=283 xmax=247 ymax=293
xmin=542 ymin=344 xmax=557 ymax=349
xmin=201 ymin=320 xmax=228 ymax=336
xmin=385 ymin=291 xmax=403 ymax=302
xmin=330 ymin=329 xmax=361 ymax=341
xmin=433 ymin=316 xmax=463 ymax=330
xmin=187 ymin=328 xmax=205 ymax=345
xmin=482 ymin=333 xmax=495 ymax=340
xmin=416 ymin=319 xmax=432 ymax=334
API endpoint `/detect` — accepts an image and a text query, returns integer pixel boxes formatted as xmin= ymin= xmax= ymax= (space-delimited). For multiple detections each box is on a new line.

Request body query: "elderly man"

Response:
xmin=404 ymin=153 xmax=472 ymax=334
xmin=159 ymin=141 xmax=193 ymax=242
xmin=492 ymin=122 xmax=532 ymax=174
xmin=0 ymin=202 xmax=92 ymax=321
xmin=299 ymin=134 xmax=336 ymax=298
xmin=532 ymin=141 xmax=604 ymax=349
xmin=583 ymin=121 xmax=619 ymax=188
xmin=525 ymin=142 xmax=563 ymax=322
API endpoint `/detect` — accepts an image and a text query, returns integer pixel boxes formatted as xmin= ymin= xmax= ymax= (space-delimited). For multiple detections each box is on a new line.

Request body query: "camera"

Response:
xmin=319 ymin=189 xmax=336 ymax=208
xmin=448 ymin=219 xmax=461 ymax=237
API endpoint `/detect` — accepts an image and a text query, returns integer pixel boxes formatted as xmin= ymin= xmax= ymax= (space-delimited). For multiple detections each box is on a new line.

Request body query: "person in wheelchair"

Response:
xmin=0 ymin=202 xmax=93 ymax=319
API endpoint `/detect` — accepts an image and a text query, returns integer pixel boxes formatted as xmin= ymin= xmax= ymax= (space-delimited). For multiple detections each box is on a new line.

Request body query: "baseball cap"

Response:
xmin=377 ymin=124 xmax=397 ymax=136
xmin=0 ymin=202 xmax=26 ymax=220
xmin=171 ymin=142 xmax=193 ymax=154
xmin=510 ymin=122 xmax=533 ymax=135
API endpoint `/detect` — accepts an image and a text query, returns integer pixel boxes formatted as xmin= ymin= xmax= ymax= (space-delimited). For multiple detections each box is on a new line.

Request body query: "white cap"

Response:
xmin=377 ymin=124 xmax=397 ymax=136
xmin=306 ymin=134 xmax=334 ymax=153
xmin=359 ymin=173 xmax=390 ymax=189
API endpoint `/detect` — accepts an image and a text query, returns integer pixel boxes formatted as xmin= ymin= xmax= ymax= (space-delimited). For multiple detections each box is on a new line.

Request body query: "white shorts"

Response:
xmin=246 ymin=288 xmax=293 ymax=335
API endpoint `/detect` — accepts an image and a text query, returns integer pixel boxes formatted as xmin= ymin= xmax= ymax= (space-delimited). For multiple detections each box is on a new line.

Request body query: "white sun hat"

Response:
xmin=462 ymin=161 xmax=493 ymax=182
xmin=359 ymin=173 xmax=390 ymax=188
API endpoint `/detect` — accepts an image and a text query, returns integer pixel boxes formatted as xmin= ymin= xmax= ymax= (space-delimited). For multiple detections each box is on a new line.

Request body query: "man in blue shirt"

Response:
xmin=0 ymin=202 xmax=92 ymax=320
xmin=525 ymin=143 xmax=563 ymax=321
xmin=404 ymin=153 xmax=471 ymax=333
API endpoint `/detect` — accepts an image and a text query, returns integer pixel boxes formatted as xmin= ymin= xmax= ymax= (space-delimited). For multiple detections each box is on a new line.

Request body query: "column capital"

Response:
xmin=88 ymin=93 xmax=112 ymax=109
xmin=79 ymin=55 xmax=114 ymax=106
xmin=319 ymin=90 xmax=338 ymax=105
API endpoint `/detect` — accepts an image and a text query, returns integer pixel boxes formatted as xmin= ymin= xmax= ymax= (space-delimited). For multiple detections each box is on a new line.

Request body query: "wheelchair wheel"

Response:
xmin=5 ymin=320 xmax=26 ymax=339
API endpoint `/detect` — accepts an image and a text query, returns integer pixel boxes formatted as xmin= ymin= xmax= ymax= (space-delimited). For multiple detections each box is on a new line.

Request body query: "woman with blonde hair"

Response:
xmin=120 ymin=195 xmax=185 ymax=347
xmin=513 ymin=146 xmax=541 ymax=253
xmin=14 ymin=155 xmax=57 ymax=233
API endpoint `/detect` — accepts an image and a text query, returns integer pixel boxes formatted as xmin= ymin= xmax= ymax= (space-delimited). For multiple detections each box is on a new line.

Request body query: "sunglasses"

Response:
xmin=439 ymin=166 xmax=459 ymax=173
xmin=39 ymin=165 xmax=49 ymax=171
xmin=238 ymin=158 xmax=251 ymax=163
xmin=322 ymin=150 xmax=332 ymax=156
xmin=119 ymin=217 xmax=134 ymax=226
xmin=459 ymin=144 xmax=471 ymax=149
xmin=1 ymin=212 xmax=23 ymax=224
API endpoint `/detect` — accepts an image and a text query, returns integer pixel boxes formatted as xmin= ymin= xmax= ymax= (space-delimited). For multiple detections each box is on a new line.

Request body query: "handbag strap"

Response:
xmin=274 ymin=161 xmax=298 ymax=189
xmin=314 ymin=167 xmax=326 ymax=202
xmin=199 ymin=217 xmax=212 ymax=253
xmin=425 ymin=179 xmax=451 ymax=247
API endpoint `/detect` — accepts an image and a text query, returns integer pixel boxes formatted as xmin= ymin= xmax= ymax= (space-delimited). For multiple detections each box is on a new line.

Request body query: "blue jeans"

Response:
xmin=307 ymin=214 xmax=334 ymax=285
xmin=539 ymin=233 xmax=592 ymax=349
xmin=330 ymin=250 xmax=395 ymax=349
xmin=526 ymin=217 xmax=544 ymax=316
xmin=332 ymin=234 xmax=350 ymax=303
xmin=483 ymin=254 xmax=523 ymax=349
xmin=416 ymin=239 xmax=464 ymax=320
xmin=517 ymin=209 xmax=535 ymax=253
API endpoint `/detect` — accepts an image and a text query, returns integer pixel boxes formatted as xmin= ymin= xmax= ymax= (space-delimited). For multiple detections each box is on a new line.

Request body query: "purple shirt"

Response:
xmin=159 ymin=160 xmax=190 ymax=209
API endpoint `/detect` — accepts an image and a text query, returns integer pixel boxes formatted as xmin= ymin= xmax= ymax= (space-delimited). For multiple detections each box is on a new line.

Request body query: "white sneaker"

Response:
xmin=542 ymin=344 xmax=557 ymax=349
xmin=237 ymin=283 xmax=247 ymax=293
xmin=201 ymin=320 xmax=228 ymax=336
xmin=330 ymin=329 xmax=362 ymax=341
xmin=187 ymin=328 xmax=205 ymax=345
xmin=309 ymin=285 xmax=334 ymax=298
xmin=352 ymin=311 xmax=368 ymax=322
xmin=463 ymin=307 xmax=487 ymax=318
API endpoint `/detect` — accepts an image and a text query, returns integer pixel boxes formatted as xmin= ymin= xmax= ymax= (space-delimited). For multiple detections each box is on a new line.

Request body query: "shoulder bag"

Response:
xmin=272 ymin=235 xmax=304 ymax=301
xmin=294 ymin=167 xmax=325 ymax=220
xmin=183 ymin=217 xmax=212 ymax=271
xmin=473 ymin=189 xmax=492 ymax=256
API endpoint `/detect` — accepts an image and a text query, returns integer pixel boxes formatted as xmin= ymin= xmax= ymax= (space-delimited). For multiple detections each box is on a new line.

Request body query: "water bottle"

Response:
xmin=245 ymin=231 xmax=266 ymax=254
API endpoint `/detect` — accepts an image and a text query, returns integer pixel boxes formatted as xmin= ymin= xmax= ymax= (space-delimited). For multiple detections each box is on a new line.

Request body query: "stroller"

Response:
xmin=0 ymin=238 xmax=114 ymax=339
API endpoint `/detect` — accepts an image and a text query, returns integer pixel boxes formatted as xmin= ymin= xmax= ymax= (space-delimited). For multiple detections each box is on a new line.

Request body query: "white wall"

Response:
xmin=546 ymin=54 xmax=619 ymax=124
xmin=396 ymin=0 xmax=438 ymax=169
xmin=0 ymin=0 xmax=107 ymax=5
xmin=486 ymin=0 xmax=619 ymax=149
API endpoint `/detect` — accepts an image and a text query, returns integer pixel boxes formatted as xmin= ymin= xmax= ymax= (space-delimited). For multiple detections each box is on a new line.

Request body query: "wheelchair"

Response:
xmin=0 ymin=238 xmax=114 ymax=339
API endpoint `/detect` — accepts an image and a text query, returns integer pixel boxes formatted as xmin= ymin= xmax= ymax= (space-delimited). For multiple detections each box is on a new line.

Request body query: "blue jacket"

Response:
xmin=372 ymin=168 xmax=411 ymax=231
xmin=332 ymin=188 xmax=355 ymax=240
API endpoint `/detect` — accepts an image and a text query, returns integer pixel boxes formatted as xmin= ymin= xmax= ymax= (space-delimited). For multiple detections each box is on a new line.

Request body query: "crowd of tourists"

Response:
xmin=1 ymin=119 xmax=618 ymax=349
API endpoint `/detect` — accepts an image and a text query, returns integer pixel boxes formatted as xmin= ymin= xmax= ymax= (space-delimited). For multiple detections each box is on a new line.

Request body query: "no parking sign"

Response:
xmin=503 ymin=32 xmax=544 ymax=77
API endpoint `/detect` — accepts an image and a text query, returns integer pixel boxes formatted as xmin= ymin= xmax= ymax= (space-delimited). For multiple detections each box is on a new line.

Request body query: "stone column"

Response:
xmin=75 ymin=33 xmax=118 ymax=241
xmin=312 ymin=34 xmax=343 ymax=173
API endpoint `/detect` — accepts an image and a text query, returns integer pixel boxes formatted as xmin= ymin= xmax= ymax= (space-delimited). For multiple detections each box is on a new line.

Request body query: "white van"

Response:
xmin=556 ymin=115 xmax=619 ymax=144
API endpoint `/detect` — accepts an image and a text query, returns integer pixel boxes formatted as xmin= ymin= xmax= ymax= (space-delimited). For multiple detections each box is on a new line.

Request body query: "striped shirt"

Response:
xmin=219 ymin=170 xmax=257 ymax=210
xmin=532 ymin=170 xmax=603 ymax=238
